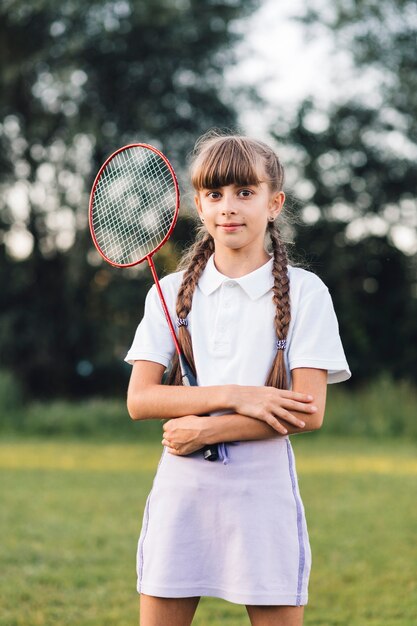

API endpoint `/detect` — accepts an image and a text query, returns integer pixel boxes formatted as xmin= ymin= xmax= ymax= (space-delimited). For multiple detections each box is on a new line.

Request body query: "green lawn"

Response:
xmin=1 ymin=436 xmax=416 ymax=626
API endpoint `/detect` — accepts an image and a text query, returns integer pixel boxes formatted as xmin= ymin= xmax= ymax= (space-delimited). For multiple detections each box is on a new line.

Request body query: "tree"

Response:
xmin=271 ymin=0 xmax=417 ymax=385
xmin=0 ymin=0 xmax=260 ymax=397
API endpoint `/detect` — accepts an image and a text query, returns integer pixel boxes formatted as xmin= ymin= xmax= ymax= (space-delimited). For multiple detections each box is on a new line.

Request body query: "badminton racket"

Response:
xmin=89 ymin=143 xmax=219 ymax=462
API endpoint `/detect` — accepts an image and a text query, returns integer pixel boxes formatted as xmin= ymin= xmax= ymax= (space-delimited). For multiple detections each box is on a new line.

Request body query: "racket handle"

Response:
xmin=203 ymin=445 xmax=219 ymax=462
xmin=178 ymin=354 xmax=219 ymax=462
xmin=179 ymin=353 xmax=197 ymax=386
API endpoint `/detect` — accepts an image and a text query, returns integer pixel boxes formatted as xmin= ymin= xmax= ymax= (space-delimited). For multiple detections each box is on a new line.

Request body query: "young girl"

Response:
xmin=125 ymin=131 xmax=351 ymax=626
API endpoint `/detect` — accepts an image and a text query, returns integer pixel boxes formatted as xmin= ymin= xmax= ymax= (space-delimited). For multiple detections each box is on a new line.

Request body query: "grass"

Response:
xmin=0 ymin=436 xmax=416 ymax=625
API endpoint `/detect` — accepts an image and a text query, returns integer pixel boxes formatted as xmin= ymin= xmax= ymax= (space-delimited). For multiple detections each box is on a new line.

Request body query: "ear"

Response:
xmin=269 ymin=191 xmax=285 ymax=220
xmin=194 ymin=193 xmax=203 ymax=219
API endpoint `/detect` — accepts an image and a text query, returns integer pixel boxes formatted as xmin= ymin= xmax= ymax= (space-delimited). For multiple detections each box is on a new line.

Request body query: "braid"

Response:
xmin=166 ymin=228 xmax=214 ymax=386
xmin=265 ymin=222 xmax=291 ymax=390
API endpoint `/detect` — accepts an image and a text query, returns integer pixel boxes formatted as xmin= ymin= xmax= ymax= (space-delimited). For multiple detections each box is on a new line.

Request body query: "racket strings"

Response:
xmin=91 ymin=147 xmax=177 ymax=265
xmin=94 ymin=157 xmax=173 ymax=259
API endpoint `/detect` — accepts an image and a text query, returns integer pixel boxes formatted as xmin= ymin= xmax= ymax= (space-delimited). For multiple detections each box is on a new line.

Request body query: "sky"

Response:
xmin=229 ymin=0 xmax=394 ymax=135
xmin=225 ymin=0 xmax=417 ymax=256
xmin=226 ymin=0 xmax=345 ymax=137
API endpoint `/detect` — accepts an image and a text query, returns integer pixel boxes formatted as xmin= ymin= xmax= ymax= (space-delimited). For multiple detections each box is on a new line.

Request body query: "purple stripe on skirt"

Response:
xmin=285 ymin=439 xmax=305 ymax=606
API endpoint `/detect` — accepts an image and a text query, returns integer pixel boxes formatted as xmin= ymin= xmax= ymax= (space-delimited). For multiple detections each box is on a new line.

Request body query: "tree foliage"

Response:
xmin=0 ymin=0 xmax=259 ymax=397
xmin=300 ymin=0 xmax=417 ymax=132
xmin=273 ymin=0 xmax=417 ymax=385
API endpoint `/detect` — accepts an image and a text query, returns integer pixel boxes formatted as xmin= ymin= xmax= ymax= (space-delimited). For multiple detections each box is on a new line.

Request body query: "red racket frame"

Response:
xmin=88 ymin=143 xmax=182 ymax=355
xmin=89 ymin=143 xmax=180 ymax=268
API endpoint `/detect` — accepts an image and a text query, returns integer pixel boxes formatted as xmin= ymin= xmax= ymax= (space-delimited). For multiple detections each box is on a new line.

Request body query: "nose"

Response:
xmin=221 ymin=194 xmax=237 ymax=215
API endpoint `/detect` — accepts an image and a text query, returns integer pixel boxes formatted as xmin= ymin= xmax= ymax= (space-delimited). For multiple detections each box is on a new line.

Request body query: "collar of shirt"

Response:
xmin=198 ymin=254 xmax=275 ymax=301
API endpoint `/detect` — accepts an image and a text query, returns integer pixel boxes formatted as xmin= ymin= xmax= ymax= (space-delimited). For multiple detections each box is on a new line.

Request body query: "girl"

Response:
xmin=125 ymin=131 xmax=351 ymax=626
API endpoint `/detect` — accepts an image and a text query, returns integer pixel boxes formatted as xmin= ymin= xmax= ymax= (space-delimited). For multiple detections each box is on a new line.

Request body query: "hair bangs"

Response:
xmin=191 ymin=137 xmax=264 ymax=190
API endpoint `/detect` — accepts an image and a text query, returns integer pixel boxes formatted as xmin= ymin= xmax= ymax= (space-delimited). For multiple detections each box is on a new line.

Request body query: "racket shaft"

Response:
xmin=148 ymin=258 xmax=218 ymax=461
xmin=178 ymin=355 xmax=219 ymax=461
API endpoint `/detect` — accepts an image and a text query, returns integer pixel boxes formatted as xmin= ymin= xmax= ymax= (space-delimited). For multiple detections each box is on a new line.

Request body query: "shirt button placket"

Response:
xmin=213 ymin=281 xmax=236 ymax=355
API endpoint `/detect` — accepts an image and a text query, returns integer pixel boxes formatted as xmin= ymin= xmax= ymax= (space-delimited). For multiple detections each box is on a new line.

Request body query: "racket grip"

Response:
xmin=178 ymin=354 xmax=219 ymax=462
xmin=203 ymin=445 xmax=219 ymax=462
xmin=179 ymin=353 xmax=197 ymax=386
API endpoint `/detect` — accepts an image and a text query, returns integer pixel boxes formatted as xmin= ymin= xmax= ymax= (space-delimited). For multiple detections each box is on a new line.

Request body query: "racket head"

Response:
xmin=89 ymin=143 xmax=180 ymax=267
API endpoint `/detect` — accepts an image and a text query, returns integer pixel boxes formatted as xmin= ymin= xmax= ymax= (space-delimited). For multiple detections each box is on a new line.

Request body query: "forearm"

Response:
xmin=128 ymin=383 xmax=235 ymax=420
xmin=128 ymin=363 xmax=326 ymax=428
xmin=202 ymin=413 xmax=317 ymax=444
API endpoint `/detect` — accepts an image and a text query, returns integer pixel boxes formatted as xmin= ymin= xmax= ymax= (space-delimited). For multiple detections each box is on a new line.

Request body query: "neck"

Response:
xmin=212 ymin=246 xmax=271 ymax=278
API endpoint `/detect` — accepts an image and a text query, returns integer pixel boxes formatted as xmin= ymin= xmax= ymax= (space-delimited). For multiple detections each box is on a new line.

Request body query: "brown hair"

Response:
xmin=167 ymin=131 xmax=292 ymax=390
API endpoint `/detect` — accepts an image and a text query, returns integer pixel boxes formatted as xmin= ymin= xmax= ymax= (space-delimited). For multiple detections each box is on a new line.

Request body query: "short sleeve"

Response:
xmin=288 ymin=287 xmax=351 ymax=384
xmin=124 ymin=284 xmax=176 ymax=367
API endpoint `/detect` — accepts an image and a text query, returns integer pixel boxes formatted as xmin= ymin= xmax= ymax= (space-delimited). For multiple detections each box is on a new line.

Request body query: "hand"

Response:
xmin=162 ymin=415 xmax=206 ymax=456
xmin=232 ymin=385 xmax=317 ymax=435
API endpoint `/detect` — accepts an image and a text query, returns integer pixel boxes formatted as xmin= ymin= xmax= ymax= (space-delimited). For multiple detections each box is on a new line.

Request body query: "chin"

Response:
xmin=221 ymin=240 xmax=244 ymax=249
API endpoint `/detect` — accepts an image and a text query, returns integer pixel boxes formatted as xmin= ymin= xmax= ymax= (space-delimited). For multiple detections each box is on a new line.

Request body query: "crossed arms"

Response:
xmin=127 ymin=361 xmax=327 ymax=456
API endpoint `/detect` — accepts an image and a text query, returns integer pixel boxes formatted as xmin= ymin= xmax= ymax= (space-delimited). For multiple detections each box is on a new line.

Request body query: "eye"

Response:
xmin=206 ymin=190 xmax=221 ymax=200
xmin=238 ymin=189 xmax=254 ymax=198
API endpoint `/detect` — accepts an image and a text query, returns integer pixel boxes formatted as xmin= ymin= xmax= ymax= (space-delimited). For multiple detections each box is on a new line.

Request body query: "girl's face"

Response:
xmin=194 ymin=181 xmax=285 ymax=254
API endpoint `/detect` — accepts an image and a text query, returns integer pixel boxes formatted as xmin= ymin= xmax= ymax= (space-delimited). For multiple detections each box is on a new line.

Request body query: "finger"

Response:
xmin=162 ymin=438 xmax=176 ymax=449
xmin=276 ymin=409 xmax=306 ymax=428
xmin=265 ymin=415 xmax=288 ymax=435
xmin=279 ymin=390 xmax=314 ymax=401
xmin=283 ymin=400 xmax=318 ymax=414
xmin=162 ymin=442 xmax=178 ymax=455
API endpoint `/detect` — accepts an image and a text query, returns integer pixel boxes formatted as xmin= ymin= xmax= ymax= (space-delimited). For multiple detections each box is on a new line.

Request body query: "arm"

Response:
xmin=162 ymin=369 xmax=327 ymax=455
xmin=202 ymin=369 xmax=327 ymax=443
xmin=128 ymin=360 xmax=320 ymax=432
xmin=127 ymin=360 xmax=233 ymax=420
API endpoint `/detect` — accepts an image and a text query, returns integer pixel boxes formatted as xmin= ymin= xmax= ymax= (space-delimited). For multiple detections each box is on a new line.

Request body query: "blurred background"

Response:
xmin=1 ymin=0 xmax=417 ymax=421
xmin=1 ymin=1 xmax=416 ymax=624
xmin=1 ymin=0 xmax=416 ymax=431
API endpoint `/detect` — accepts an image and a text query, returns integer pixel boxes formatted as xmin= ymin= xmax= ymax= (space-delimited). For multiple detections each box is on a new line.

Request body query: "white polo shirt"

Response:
xmin=125 ymin=254 xmax=351 ymax=387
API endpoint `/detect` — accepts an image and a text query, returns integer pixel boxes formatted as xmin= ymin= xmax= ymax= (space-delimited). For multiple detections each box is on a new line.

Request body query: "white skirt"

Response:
xmin=136 ymin=437 xmax=312 ymax=606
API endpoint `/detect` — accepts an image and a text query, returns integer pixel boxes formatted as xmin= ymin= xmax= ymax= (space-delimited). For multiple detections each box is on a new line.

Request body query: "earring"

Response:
xmin=201 ymin=217 xmax=205 ymax=223
xmin=268 ymin=216 xmax=275 ymax=222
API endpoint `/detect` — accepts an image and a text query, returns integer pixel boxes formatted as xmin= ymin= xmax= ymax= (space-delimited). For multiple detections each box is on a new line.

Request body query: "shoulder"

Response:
xmin=287 ymin=264 xmax=329 ymax=300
